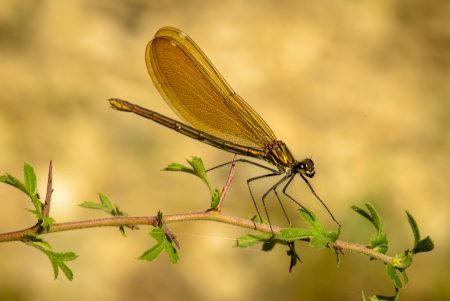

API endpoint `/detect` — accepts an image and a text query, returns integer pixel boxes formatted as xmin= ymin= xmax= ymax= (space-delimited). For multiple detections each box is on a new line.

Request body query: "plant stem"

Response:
xmin=0 ymin=210 xmax=393 ymax=264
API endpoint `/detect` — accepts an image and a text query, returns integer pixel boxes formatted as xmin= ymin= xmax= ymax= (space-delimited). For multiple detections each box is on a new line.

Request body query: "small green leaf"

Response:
xmin=24 ymin=163 xmax=37 ymax=196
xmin=401 ymin=270 xmax=409 ymax=284
xmin=80 ymin=194 xmax=127 ymax=216
xmin=406 ymin=210 xmax=420 ymax=245
xmin=277 ymin=228 xmax=312 ymax=241
xmin=188 ymin=157 xmax=208 ymax=183
xmin=164 ymin=239 xmax=179 ymax=264
xmin=57 ymin=260 xmax=74 ymax=280
xmin=149 ymin=227 xmax=166 ymax=243
xmin=99 ymin=192 xmax=114 ymax=213
xmin=164 ymin=157 xmax=222 ymax=206
xmin=1 ymin=164 xmax=44 ymax=217
xmin=55 ymin=251 xmax=78 ymax=261
xmin=405 ymin=211 xmax=434 ymax=254
xmin=352 ymin=203 xmax=384 ymax=235
xmin=386 ymin=264 xmax=402 ymax=288
xmin=80 ymin=194 xmax=128 ymax=235
xmin=141 ymin=226 xmax=180 ymax=263
xmin=164 ymin=162 xmax=194 ymax=174
xmin=210 ymin=188 xmax=221 ymax=209
xmin=21 ymin=234 xmax=52 ymax=249
xmin=0 ymin=173 xmax=28 ymax=194
xmin=235 ymin=233 xmax=272 ymax=248
xmin=352 ymin=205 xmax=372 ymax=222
xmin=368 ymin=234 xmax=388 ymax=254
xmin=413 ymin=236 xmax=434 ymax=253
xmin=367 ymin=204 xmax=384 ymax=235
xmin=40 ymin=216 xmax=55 ymax=231
xmin=139 ymin=243 xmax=165 ymax=261
xmin=298 ymin=208 xmax=331 ymax=249
xmin=79 ymin=201 xmax=104 ymax=210
xmin=299 ymin=208 xmax=321 ymax=228
xmin=23 ymin=237 xmax=77 ymax=281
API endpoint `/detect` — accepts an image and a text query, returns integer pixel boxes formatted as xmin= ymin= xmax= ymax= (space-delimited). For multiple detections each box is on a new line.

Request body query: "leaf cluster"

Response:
xmin=352 ymin=204 xmax=434 ymax=300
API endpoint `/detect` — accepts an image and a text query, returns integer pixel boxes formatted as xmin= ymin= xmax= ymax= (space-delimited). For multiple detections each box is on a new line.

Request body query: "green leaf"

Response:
xmin=0 ymin=173 xmax=28 ymax=194
xmin=80 ymin=194 xmax=129 ymax=235
xmin=235 ymin=233 xmax=272 ymax=248
xmin=149 ymin=227 xmax=166 ymax=243
xmin=23 ymin=236 xmax=78 ymax=281
xmin=164 ymin=239 xmax=179 ymax=263
xmin=352 ymin=205 xmax=372 ymax=222
xmin=188 ymin=156 xmax=208 ymax=184
xmin=22 ymin=234 xmax=52 ymax=249
xmin=80 ymin=194 xmax=127 ymax=216
xmin=99 ymin=192 xmax=114 ymax=213
xmin=79 ymin=201 xmax=104 ymax=210
xmin=140 ymin=227 xmax=180 ymax=263
xmin=368 ymin=234 xmax=388 ymax=254
xmin=405 ymin=211 xmax=434 ymax=254
xmin=164 ymin=156 xmax=210 ymax=189
xmin=298 ymin=208 xmax=331 ymax=249
xmin=164 ymin=162 xmax=195 ymax=174
xmin=139 ymin=243 xmax=165 ymax=261
xmin=406 ymin=210 xmax=420 ymax=245
xmin=210 ymin=188 xmax=221 ymax=209
xmin=386 ymin=264 xmax=403 ymax=288
xmin=367 ymin=204 xmax=384 ymax=235
xmin=24 ymin=163 xmax=37 ymax=196
xmin=401 ymin=270 xmax=409 ymax=284
xmin=1 ymin=164 xmax=44 ymax=217
xmin=40 ymin=216 xmax=55 ymax=231
xmin=413 ymin=236 xmax=434 ymax=253
xmin=352 ymin=203 xmax=384 ymax=235
xmin=277 ymin=228 xmax=313 ymax=241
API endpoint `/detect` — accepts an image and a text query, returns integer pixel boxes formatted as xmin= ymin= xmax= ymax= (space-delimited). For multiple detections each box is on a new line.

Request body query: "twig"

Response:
xmin=42 ymin=160 xmax=53 ymax=217
xmin=216 ymin=154 xmax=237 ymax=212
xmin=0 ymin=210 xmax=393 ymax=265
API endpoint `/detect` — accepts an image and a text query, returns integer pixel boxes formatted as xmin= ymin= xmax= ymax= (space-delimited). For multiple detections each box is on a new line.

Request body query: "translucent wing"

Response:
xmin=145 ymin=26 xmax=277 ymax=148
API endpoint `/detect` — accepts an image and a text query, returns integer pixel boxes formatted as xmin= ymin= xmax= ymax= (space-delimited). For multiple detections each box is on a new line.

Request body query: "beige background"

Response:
xmin=0 ymin=1 xmax=449 ymax=300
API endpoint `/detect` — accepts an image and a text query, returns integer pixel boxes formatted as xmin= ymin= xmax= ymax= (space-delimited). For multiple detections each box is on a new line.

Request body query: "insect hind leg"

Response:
xmin=246 ymin=172 xmax=282 ymax=227
xmin=259 ymin=174 xmax=291 ymax=233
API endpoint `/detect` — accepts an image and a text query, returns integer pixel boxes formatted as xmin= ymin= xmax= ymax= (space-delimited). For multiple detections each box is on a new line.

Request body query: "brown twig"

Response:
xmin=42 ymin=160 xmax=53 ymax=217
xmin=216 ymin=154 xmax=237 ymax=212
xmin=0 ymin=209 xmax=393 ymax=265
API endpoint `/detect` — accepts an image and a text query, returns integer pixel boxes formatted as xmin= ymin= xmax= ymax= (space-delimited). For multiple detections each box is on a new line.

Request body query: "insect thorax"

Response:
xmin=264 ymin=141 xmax=297 ymax=171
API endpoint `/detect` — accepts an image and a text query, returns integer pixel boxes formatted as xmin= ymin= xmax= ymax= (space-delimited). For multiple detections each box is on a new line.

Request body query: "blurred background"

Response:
xmin=0 ymin=0 xmax=449 ymax=300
